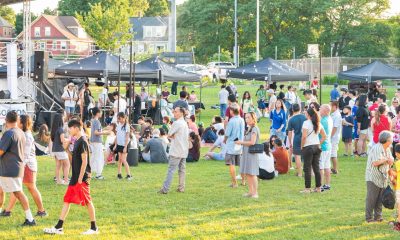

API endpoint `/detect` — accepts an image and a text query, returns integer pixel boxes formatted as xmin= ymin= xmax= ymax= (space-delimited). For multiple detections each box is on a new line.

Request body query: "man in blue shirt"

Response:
xmin=319 ymin=104 xmax=333 ymax=191
xmin=330 ymin=83 xmax=340 ymax=101
xmin=224 ymin=103 xmax=245 ymax=188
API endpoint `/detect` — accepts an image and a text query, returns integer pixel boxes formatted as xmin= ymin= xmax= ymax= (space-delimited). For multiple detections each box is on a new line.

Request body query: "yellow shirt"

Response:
xmin=395 ymin=160 xmax=400 ymax=190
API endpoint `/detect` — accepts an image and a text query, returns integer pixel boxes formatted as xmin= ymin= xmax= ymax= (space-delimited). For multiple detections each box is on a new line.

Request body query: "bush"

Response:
xmin=323 ymin=75 xmax=349 ymax=85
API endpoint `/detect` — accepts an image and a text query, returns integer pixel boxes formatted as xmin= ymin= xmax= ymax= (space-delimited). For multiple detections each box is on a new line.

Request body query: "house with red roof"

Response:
xmin=18 ymin=14 xmax=95 ymax=59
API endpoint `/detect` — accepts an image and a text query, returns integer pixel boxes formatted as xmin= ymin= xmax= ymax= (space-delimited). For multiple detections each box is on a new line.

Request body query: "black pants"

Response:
xmin=302 ymin=145 xmax=322 ymax=188
xmin=258 ymin=168 xmax=275 ymax=180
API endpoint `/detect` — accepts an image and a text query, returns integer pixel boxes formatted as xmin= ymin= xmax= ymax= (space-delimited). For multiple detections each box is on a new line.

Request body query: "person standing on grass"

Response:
xmin=256 ymin=85 xmax=267 ymax=117
xmin=219 ymin=85 xmax=229 ymax=118
xmin=319 ymin=104 xmax=333 ymax=191
xmin=267 ymin=89 xmax=277 ymax=113
xmin=342 ymin=106 xmax=354 ymax=156
xmin=240 ymin=91 xmax=254 ymax=114
xmin=391 ymin=106 xmax=400 ymax=158
xmin=1 ymin=115 xmax=47 ymax=218
xmin=365 ymin=131 xmax=393 ymax=223
xmin=0 ymin=111 xmax=36 ymax=226
xmin=330 ymin=83 xmax=340 ymax=101
xmin=224 ymin=103 xmax=245 ymax=188
xmin=61 ymin=82 xmax=78 ymax=119
xmin=391 ymin=143 xmax=400 ymax=231
xmin=44 ymin=119 xmax=98 ymax=235
xmin=158 ymin=107 xmax=189 ymax=194
xmin=287 ymin=103 xmax=307 ymax=177
xmin=356 ymin=94 xmax=370 ymax=157
xmin=51 ymin=113 xmax=70 ymax=185
xmin=300 ymin=108 xmax=326 ymax=193
xmin=235 ymin=112 xmax=260 ymax=198
xmin=80 ymin=83 xmax=92 ymax=122
xmin=90 ymin=108 xmax=107 ymax=180
xmin=113 ymin=112 xmax=132 ymax=180
xmin=112 ymin=92 xmax=127 ymax=123
xmin=330 ymin=101 xmax=342 ymax=174
xmin=269 ymin=99 xmax=287 ymax=142
xmin=371 ymin=105 xmax=391 ymax=145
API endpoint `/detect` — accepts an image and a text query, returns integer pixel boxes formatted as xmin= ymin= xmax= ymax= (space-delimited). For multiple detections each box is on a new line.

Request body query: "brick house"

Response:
xmin=18 ymin=14 xmax=94 ymax=59
xmin=0 ymin=16 xmax=13 ymax=39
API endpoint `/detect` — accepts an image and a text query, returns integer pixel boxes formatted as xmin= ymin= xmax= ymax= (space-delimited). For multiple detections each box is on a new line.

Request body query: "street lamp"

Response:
xmin=234 ymin=0 xmax=238 ymax=66
xmin=256 ymin=0 xmax=259 ymax=61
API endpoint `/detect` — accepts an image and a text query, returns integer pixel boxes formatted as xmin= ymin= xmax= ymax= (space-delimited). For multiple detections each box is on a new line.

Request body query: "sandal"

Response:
xmin=229 ymin=184 xmax=238 ymax=188
xmin=300 ymin=189 xmax=312 ymax=194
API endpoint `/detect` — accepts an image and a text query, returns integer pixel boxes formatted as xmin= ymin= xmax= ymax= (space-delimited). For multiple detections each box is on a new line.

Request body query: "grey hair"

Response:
xmin=379 ymin=130 xmax=393 ymax=144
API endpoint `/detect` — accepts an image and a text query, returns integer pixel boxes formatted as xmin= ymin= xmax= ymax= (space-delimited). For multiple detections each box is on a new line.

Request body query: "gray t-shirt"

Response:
xmin=90 ymin=119 xmax=102 ymax=143
xmin=0 ymin=128 xmax=26 ymax=177
xmin=52 ymin=127 xmax=65 ymax=152
xmin=143 ymin=137 xmax=168 ymax=163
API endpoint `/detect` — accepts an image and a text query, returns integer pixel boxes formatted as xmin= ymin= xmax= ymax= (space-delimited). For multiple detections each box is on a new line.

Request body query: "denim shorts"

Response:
xmin=65 ymin=106 xmax=75 ymax=114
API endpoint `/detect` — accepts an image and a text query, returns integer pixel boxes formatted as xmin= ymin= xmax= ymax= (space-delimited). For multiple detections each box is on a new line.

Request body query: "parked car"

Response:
xmin=206 ymin=62 xmax=236 ymax=81
xmin=176 ymin=64 xmax=212 ymax=79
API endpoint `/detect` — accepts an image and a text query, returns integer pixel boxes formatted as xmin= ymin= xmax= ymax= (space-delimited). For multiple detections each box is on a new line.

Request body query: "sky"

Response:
xmin=8 ymin=0 xmax=400 ymax=16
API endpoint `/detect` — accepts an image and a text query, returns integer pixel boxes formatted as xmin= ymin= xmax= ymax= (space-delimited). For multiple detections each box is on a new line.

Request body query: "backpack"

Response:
xmin=382 ymin=185 xmax=395 ymax=209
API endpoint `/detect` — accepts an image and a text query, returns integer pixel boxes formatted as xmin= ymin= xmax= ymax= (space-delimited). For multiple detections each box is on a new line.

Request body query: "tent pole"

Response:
xmin=133 ymin=53 xmax=136 ymax=123
xmin=319 ymin=45 xmax=322 ymax=104
xmin=199 ymin=78 xmax=202 ymax=122
xmin=118 ymin=49 xmax=121 ymax=113
xmin=129 ymin=40 xmax=133 ymax=122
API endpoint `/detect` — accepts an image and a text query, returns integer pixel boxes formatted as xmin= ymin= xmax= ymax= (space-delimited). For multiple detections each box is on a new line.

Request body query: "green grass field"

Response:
xmin=0 ymin=83 xmax=398 ymax=239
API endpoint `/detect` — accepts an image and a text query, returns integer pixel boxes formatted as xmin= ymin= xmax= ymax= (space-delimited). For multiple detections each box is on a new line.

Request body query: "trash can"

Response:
xmin=127 ymin=148 xmax=139 ymax=167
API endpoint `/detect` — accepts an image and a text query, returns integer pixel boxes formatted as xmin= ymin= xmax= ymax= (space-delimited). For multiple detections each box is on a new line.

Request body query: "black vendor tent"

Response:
xmin=55 ymin=51 xmax=126 ymax=78
xmin=108 ymin=57 xmax=201 ymax=82
xmin=338 ymin=60 xmax=400 ymax=81
xmin=0 ymin=57 xmax=66 ymax=78
xmin=227 ymin=57 xmax=309 ymax=81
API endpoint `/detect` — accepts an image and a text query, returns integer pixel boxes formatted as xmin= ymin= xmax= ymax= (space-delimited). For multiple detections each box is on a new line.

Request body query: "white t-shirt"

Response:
xmin=269 ymin=95 xmax=277 ymax=110
xmin=258 ymin=152 xmax=275 ymax=173
xmin=213 ymin=135 xmax=227 ymax=156
xmin=331 ymin=110 xmax=342 ymax=144
xmin=285 ymin=91 xmax=296 ymax=104
xmin=349 ymin=98 xmax=356 ymax=108
xmin=113 ymin=98 xmax=127 ymax=113
xmin=62 ymin=90 xmax=77 ymax=107
xmin=219 ymin=89 xmax=229 ymax=104
xmin=302 ymin=120 xmax=321 ymax=147
xmin=116 ymin=123 xmax=130 ymax=146
xmin=24 ymin=131 xmax=37 ymax=172
xmin=169 ymin=117 xmax=189 ymax=158
xmin=213 ymin=123 xmax=224 ymax=133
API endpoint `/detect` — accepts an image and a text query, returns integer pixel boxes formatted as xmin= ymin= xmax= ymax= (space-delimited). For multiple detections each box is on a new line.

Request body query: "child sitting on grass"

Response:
xmin=392 ymin=143 xmax=400 ymax=231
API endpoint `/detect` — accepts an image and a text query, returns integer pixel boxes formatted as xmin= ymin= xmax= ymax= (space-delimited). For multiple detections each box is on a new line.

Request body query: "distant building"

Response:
xmin=0 ymin=16 xmax=13 ymax=39
xmin=17 ymin=14 xmax=94 ymax=59
xmin=130 ymin=17 xmax=170 ymax=54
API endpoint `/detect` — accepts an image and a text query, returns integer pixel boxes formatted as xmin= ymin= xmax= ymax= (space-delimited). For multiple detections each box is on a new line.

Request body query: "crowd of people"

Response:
xmin=2 ymin=78 xmax=400 ymax=234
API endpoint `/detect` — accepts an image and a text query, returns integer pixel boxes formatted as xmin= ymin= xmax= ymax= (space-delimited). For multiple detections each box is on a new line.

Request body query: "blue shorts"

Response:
xmin=65 ymin=106 xmax=75 ymax=114
xmin=212 ymin=153 xmax=225 ymax=161
xmin=257 ymin=100 xmax=266 ymax=110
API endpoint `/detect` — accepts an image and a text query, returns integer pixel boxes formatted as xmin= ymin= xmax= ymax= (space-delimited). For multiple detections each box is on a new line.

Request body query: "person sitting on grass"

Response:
xmin=272 ymin=138 xmax=289 ymax=174
xmin=161 ymin=116 xmax=171 ymax=133
xmin=34 ymin=124 xmax=50 ymax=156
xmin=258 ymin=142 xmax=275 ymax=180
xmin=142 ymin=129 xmax=168 ymax=164
xmin=189 ymin=91 xmax=198 ymax=102
xmin=187 ymin=132 xmax=201 ymax=162
xmin=44 ymin=119 xmax=98 ymax=235
xmin=204 ymin=129 xmax=226 ymax=161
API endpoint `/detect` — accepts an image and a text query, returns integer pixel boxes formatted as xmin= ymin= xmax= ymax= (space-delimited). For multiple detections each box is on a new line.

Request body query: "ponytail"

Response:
xmin=307 ymin=108 xmax=320 ymax=133
xmin=375 ymin=105 xmax=386 ymax=125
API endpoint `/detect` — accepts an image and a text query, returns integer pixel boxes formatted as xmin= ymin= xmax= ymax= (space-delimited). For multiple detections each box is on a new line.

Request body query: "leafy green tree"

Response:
xmin=208 ymin=49 xmax=233 ymax=62
xmin=15 ymin=11 xmax=37 ymax=35
xmin=77 ymin=0 xmax=149 ymax=51
xmin=43 ymin=7 xmax=58 ymax=15
xmin=0 ymin=6 xmax=16 ymax=26
xmin=58 ymin=0 xmax=101 ymax=16
xmin=145 ymin=0 xmax=170 ymax=17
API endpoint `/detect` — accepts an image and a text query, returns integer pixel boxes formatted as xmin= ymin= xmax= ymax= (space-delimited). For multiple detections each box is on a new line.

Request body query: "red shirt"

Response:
xmin=273 ymin=147 xmax=289 ymax=174
xmin=369 ymin=103 xmax=379 ymax=113
xmin=373 ymin=115 xmax=390 ymax=143
xmin=225 ymin=106 xmax=244 ymax=119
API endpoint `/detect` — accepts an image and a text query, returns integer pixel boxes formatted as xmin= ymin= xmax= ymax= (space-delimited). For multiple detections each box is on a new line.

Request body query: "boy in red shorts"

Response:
xmin=44 ymin=119 xmax=98 ymax=235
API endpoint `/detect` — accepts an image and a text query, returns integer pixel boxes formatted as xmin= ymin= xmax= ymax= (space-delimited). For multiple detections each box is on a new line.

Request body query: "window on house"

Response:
xmin=37 ymin=42 xmax=45 ymax=50
xmin=155 ymin=27 xmax=165 ymax=37
xmin=45 ymin=27 xmax=51 ymax=37
xmin=60 ymin=41 xmax=67 ymax=50
xmin=144 ymin=26 xmax=152 ymax=38
xmin=34 ymin=27 xmax=40 ymax=37
xmin=52 ymin=41 xmax=57 ymax=50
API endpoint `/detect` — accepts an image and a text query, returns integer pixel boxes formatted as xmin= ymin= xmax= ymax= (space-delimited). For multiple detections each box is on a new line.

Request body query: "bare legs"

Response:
xmin=320 ymin=169 xmax=331 ymax=187
xmin=294 ymin=155 xmax=303 ymax=177
xmin=117 ymin=152 xmax=131 ymax=176
xmin=344 ymin=142 xmax=352 ymax=156
xmin=246 ymin=174 xmax=258 ymax=197
xmin=357 ymin=133 xmax=367 ymax=155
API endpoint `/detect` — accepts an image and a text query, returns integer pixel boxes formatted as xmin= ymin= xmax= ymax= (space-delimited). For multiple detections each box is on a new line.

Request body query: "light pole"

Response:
xmin=234 ymin=0 xmax=238 ymax=66
xmin=256 ymin=0 xmax=260 ymax=61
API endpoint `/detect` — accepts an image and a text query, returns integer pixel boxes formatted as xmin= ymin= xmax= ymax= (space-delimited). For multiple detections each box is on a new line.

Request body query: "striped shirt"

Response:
xmin=365 ymin=143 xmax=391 ymax=188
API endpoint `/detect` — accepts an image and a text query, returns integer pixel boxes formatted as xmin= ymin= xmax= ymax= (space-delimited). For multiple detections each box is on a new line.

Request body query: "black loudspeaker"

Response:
xmin=34 ymin=51 xmax=49 ymax=82
xmin=0 ymin=90 xmax=11 ymax=99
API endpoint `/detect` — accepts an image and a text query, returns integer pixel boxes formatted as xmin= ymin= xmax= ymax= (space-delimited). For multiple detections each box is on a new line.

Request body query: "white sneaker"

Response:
xmin=44 ymin=227 xmax=64 ymax=235
xmin=82 ymin=228 xmax=99 ymax=235
xmin=235 ymin=175 xmax=242 ymax=180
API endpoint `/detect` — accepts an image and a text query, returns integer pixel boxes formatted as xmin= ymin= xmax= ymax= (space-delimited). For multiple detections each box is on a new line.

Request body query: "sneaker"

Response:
xmin=331 ymin=169 xmax=338 ymax=174
xmin=21 ymin=219 xmax=36 ymax=227
xmin=82 ymin=228 xmax=99 ymax=235
xmin=235 ymin=175 xmax=242 ymax=180
xmin=322 ymin=185 xmax=331 ymax=191
xmin=117 ymin=174 xmax=123 ymax=180
xmin=95 ymin=175 xmax=105 ymax=180
xmin=36 ymin=211 xmax=48 ymax=217
xmin=0 ymin=211 xmax=11 ymax=217
xmin=157 ymin=189 xmax=168 ymax=194
xmin=44 ymin=227 xmax=64 ymax=235
xmin=126 ymin=175 xmax=133 ymax=181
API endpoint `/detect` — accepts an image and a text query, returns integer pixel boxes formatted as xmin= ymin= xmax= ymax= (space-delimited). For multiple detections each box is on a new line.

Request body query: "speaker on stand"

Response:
xmin=33 ymin=51 xmax=49 ymax=82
